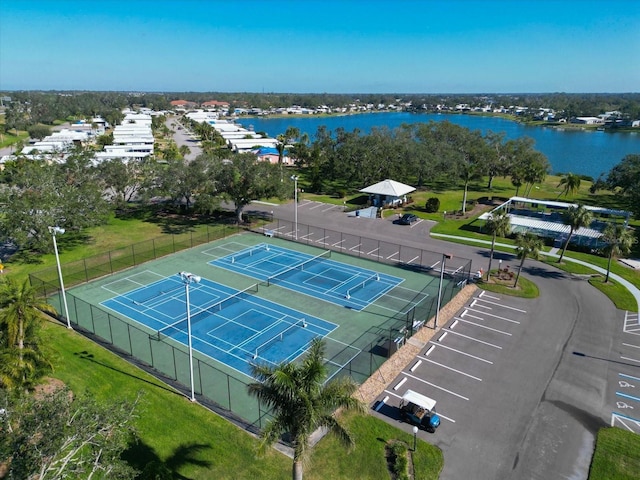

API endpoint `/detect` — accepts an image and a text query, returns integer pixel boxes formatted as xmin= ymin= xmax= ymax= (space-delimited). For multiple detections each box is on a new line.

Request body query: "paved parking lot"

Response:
xmin=372 ymin=289 xmax=534 ymax=480
xmin=609 ymin=310 xmax=640 ymax=433
xmin=249 ymin=199 xmax=635 ymax=479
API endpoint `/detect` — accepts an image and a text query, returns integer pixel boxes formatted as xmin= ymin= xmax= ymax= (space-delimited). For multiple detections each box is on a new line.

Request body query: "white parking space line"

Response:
xmin=322 ymin=205 xmax=337 ymax=212
xmin=402 ymin=371 xmax=469 ymax=400
xmin=621 ymin=356 xmax=640 ymax=363
xmin=612 ymin=413 xmax=640 ymax=431
xmin=443 ymin=328 xmax=503 ymax=349
xmin=474 ymin=297 xmax=527 ymax=313
xmin=316 ymin=236 xmax=329 ymax=243
xmin=332 ymin=239 xmax=345 ymax=249
xmin=410 ymin=360 xmax=423 ymax=371
xmin=308 ymin=202 xmax=324 ymax=210
xmin=478 ymin=290 xmax=500 ymax=301
xmin=431 ymin=260 xmax=441 ymax=269
xmin=418 ymin=356 xmax=483 ymax=381
xmin=375 ymin=395 xmax=389 ymax=411
xmin=300 ymin=233 xmax=314 ymax=240
xmin=349 ymin=244 xmax=362 ymax=252
xmin=620 ymin=373 xmax=640 ymax=382
xmin=623 ymin=343 xmax=640 ymax=349
xmin=464 ymin=308 xmax=521 ymax=324
xmin=428 ymin=342 xmax=493 ymax=364
xmin=454 ymin=317 xmax=513 ymax=336
xmin=394 ymin=378 xmax=408 ymax=391
xmin=407 ymin=255 xmax=420 ymax=264
xmin=387 ymin=252 xmax=399 ymax=260
xmin=368 ymin=247 xmax=379 ymax=256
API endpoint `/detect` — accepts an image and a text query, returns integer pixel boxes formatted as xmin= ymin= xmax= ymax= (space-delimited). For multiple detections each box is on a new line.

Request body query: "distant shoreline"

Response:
xmin=238 ymin=111 xmax=637 ymax=133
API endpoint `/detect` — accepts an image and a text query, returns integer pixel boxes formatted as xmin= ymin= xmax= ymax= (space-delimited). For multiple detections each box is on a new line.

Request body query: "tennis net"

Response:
xmin=154 ymin=283 xmax=260 ymax=340
xmin=265 ymin=250 xmax=331 ymax=287
xmin=252 ymin=318 xmax=309 ymax=360
xmin=231 ymin=244 xmax=269 ymax=263
xmin=345 ymin=273 xmax=380 ymax=299
xmin=132 ymin=284 xmax=184 ymax=306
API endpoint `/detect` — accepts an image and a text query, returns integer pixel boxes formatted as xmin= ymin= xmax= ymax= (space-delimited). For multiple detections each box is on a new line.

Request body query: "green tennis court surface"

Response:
xmin=56 ymin=231 xmax=463 ymax=426
xmin=209 ymin=243 xmax=403 ymax=311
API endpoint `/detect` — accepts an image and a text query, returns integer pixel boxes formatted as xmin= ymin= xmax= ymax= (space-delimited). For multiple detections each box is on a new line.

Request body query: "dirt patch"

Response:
xmin=32 ymin=377 xmax=69 ymax=400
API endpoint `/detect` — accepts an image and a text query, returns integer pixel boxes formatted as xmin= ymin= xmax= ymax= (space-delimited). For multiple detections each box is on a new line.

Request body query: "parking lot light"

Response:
xmin=435 ymin=253 xmax=453 ymax=329
xmin=48 ymin=226 xmax=72 ymax=329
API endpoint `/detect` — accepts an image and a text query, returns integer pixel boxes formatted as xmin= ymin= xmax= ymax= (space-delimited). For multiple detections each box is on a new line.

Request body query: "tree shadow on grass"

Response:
xmin=122 ymin=440 xmax=212 ymax=480
xmin=75 ymin=350 xmax=183 ymax=397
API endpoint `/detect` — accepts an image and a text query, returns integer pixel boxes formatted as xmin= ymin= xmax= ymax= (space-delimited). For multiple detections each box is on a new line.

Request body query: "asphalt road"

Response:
xmin=246 ymin=198 xmax=634 ymax=480
xmin=165 ymin=116 xmax=201 ymax=161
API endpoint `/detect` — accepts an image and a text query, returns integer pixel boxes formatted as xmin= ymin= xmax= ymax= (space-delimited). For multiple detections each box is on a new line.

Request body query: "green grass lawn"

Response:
xmin=589 ymin=427 xmax=640 ymax=480
xmin=42 ymin=320 xmax=443 ymax=479
xmin=477 ymin=274 xmax=539 ymax=298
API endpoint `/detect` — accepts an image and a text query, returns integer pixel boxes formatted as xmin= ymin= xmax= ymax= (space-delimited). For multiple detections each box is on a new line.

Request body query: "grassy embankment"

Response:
xmin=8 ymin=210 xmax=443 ymax=479
xmin=42 ymin=319 xmax=443 ymax=479
xmin=588 ymin=428 xmax=640 ymax=480
xmin=303 ymin=174 xmax=638 ymax=311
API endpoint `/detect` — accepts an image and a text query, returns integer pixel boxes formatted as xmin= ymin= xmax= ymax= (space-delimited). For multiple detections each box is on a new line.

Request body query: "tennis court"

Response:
xmin=101 ymin=271 xmax=337 ymax=377
xmin=46 ymin=230 xmax=469 ymax=428
xmin=208 ymin=243 xmax=403 ymax=311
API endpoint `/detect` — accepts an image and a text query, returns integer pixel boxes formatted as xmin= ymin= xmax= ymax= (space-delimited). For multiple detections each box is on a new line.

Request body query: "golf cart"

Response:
xmin=399 ymin=389 xmax=441 ymax=433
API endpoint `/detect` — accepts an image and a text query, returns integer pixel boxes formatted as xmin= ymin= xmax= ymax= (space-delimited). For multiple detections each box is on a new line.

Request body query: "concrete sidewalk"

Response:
xmin=432 ymin=232 xmax=640 ymax=310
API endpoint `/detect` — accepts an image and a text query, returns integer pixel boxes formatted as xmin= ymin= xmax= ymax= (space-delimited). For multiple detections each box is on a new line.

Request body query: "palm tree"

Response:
xmin=0 ymin=278 xmax=56 ymax=390
xmin=484 ymin=209 xmax=511 ymax=280
xmin=601 ymin=224 xmax=637 ymax=283
xmin=558 ymin=205 xmax=594 ymax=263
xmin=513 ymin=233 xmax=544 ymax=288
xmin=557 ymin=172 xmax=581 ymax=198
xmin=248 ymin=338 xmax=365 ymax=480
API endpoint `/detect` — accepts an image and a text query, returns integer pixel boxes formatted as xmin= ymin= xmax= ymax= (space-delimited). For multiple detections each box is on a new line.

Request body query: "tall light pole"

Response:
xmin=179 ymin=271 xmax=201 ymax=402
xmin=48 ymin=226 xmax=72 ymax=329
xmin=291 ymin=175 xmax=299 ymax=240
xmin=435 ymin=253 xmax=452 ymax=329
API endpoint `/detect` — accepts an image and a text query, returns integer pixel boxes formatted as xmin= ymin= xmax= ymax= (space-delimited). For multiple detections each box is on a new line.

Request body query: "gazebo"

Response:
xmin=359 ymin=179 xmax=416 ymax=207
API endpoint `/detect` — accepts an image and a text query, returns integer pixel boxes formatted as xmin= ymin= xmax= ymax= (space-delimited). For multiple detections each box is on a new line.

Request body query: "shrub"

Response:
xmin=425 ymin=197 xmax=440 ymax=213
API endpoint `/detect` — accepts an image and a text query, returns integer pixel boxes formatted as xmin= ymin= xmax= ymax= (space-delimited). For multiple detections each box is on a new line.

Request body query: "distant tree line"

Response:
xmin=3 ymin=92 xmax=640 ymax=133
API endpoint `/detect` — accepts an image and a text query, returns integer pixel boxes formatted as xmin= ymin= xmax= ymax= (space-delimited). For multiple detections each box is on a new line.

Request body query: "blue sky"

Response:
xmin=1 ymin=0 xmax=638 ymax=93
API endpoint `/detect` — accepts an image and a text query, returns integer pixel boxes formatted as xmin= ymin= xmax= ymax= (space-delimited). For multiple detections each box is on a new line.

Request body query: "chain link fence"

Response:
xmin=30 ymin=218 xmax=471 ymax=429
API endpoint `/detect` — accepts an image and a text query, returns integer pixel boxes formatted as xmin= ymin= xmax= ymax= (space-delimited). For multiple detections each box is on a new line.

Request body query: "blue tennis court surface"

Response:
xmin=209 ymin=243 xmax=403 ymax=311
xmin=101 ymin=273 xmax=337 ymax=378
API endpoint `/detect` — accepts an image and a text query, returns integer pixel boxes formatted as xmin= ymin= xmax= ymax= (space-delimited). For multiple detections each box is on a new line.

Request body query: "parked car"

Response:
xmin=398 ymin=213 xmax=418 ymax=225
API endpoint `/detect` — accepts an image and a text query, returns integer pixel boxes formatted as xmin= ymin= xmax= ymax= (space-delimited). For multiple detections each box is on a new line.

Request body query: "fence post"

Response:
xmin=131 ymin=245 xmax=136 ymax=266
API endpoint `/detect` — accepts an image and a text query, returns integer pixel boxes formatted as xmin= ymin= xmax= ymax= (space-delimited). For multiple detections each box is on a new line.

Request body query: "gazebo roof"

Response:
xmin=359 ymin=179 xmax=416 ymax=197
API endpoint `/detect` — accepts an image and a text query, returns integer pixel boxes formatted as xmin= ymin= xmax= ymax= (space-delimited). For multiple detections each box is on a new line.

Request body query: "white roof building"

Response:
xmin=359 ymin=179 xmax=416 ymax=207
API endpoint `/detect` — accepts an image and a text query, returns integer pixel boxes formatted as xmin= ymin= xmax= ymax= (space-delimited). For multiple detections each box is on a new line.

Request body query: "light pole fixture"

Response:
xmin=412 ymin=425 xmax=419 ymax=451
xmin=179 ymin=271 xmax=201 ymax=402
xmin=48 ymin=226 xmax=72 ymax=329
xmin=291 ymin=175 xmax=299 ymax=240
xmin=435 ymin=253 xmax=453 ymax=329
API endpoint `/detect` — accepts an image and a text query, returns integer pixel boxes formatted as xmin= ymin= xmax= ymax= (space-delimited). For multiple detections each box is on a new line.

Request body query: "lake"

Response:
xmin=237 ymin=112 xmax=640 ymax=179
